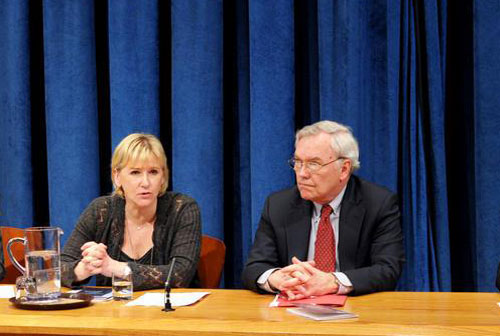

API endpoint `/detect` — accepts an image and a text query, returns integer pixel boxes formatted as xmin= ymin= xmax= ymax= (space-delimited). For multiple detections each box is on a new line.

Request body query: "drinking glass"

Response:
xmin=112 ymin=267 xmax=133 ymax=300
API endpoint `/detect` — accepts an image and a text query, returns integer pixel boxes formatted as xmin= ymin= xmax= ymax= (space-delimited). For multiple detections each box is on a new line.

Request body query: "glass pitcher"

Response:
xmin=7 ymin=227 xmax=64 ymax=301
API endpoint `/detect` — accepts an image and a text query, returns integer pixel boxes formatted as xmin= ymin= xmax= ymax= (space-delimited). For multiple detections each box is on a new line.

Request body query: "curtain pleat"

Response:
xmin=248 ymin=0 xmax=296 ymax=238
xmin=397 ymin=0 xmax=450 ymax=291
xmin=473 ymin=0 xmax=500 ymax=291
xmin=43 ymin=0 xmax=100 ymax=245
xmin=229 ymin=0 xmax=252 ymax=286
xmin=171 ymin=0 xmax=224 ymax=239
xmin=0 ymin=0 xmax=33 ymax=227
xmin=418 ymin=0 xmax=450 ymax=291
xmin=399 ymin=0 xmax=434 ymax=291
xmin=108 ymin=0 xmax=160 ymax=146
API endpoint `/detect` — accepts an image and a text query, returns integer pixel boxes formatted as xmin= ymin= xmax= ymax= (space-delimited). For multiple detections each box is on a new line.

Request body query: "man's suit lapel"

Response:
xmin=338 ymin=177 xmax=366 ymax=271
xmin=286 ymin=189 xmax=312 ymax=263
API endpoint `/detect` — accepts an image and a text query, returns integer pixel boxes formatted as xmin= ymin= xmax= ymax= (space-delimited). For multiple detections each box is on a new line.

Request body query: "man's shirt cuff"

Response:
xmin=334 ymin=272 xmax=353 ymax=295
xmin=257 ymin=268 xmax=280 ymax=293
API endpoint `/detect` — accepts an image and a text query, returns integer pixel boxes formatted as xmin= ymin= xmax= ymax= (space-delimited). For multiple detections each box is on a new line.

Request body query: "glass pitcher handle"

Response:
xmin=6 ymin=237 xmax=26 ymax=275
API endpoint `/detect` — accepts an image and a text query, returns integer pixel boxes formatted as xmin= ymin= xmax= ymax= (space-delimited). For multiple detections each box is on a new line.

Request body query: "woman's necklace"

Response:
xmin=127 ymin=216 xmax=155 ymax=230
xmin=135 ymin=223 xmax=147 ymax=230
xmin=126 ymin=225 xmax=137 ymax=260
xmin=125 ymin=224 xmax=154 ymax=265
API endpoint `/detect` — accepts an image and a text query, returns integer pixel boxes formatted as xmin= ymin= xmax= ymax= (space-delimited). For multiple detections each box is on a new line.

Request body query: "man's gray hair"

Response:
xmin=295 ymin=120 xmax=360 ymax=172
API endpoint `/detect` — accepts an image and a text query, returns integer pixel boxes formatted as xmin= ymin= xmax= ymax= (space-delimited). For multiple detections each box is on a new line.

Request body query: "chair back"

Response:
xmin=0 ymin=227 xmax=25 ymax=284
xmin=197 ymin=235 xmax=225 ymax=288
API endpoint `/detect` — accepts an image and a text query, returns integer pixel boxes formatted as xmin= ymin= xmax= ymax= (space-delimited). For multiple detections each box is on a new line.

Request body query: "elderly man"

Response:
xmin=242 ymin=120 xmax=404 ymax=297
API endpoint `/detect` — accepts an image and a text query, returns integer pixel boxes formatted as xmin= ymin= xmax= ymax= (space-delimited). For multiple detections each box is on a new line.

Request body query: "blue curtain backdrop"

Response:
xmin=0 ymin=0 xmax=499 ymax=292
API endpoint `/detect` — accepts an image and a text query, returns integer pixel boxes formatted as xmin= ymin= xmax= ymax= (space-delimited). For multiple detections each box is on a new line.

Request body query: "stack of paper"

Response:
xmin=269 ymin=293 xmax=347 ymax=307
xmin=287 ymin=303 xmax=358 ymax=321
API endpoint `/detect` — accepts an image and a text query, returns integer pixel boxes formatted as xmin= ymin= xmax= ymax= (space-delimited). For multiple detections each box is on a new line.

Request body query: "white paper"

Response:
xmin=269 ymin=294 xmax=280 ymax=307
xmin=0 ymin=285 xmax=15 ymax=298
xmin=126 ymin=292 xmax=210 ymax=307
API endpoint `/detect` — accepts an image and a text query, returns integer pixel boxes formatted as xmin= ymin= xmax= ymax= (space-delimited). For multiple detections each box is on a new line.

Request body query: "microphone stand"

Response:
xmin=163 ymin=257 xmax=176 ymax=312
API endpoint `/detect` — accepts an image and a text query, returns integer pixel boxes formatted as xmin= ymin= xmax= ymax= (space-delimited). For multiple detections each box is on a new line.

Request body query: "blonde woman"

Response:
xmin=61 ymin=134 xmax=201 ymax=290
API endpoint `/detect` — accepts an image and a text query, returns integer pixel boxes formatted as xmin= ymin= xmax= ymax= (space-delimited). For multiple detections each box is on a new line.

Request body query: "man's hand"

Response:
xmin=268 ymin=263 xmax=311 ymax=298
xmin=276 ymin=257 xmax=339 ymax=300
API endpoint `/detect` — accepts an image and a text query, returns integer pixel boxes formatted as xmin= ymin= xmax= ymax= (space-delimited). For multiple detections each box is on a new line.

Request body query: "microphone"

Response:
xmin=162 ymin=257 xmax=176 ymax=312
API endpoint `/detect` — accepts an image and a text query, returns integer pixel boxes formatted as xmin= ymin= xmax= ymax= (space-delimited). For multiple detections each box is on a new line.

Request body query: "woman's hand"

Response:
xmin=81 ymin=242 xmax=114 ymax=277
xmin=76 ymin=241 xmax=127 ymax=279
xmin=73 ymin=241 xmax=99 ymax=281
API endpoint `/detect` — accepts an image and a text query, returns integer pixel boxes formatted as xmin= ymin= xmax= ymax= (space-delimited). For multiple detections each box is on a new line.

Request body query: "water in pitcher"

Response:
xmin=25 ymin=250 xmax=61 ymax=300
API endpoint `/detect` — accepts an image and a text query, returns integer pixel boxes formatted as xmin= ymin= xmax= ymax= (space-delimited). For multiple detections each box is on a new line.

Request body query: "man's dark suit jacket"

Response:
xmin=242 ymin=175 xmax=405 ymax=296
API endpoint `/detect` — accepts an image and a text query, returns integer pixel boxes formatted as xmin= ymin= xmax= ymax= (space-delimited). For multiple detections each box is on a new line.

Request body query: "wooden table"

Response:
xmin=1 ymin=289 xmax=500 ymax=336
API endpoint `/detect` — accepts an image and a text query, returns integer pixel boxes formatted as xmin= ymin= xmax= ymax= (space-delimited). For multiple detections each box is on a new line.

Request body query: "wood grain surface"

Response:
xmin=1 ymin=289 xmax=500 ymax=336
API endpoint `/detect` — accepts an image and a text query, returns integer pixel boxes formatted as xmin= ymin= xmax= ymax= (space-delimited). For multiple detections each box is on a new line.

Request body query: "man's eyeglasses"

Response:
xmin=287 ymin=157 xmax=345 ymax=173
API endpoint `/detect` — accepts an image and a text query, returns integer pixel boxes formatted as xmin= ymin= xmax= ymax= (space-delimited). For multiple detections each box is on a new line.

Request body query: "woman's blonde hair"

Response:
xmin=111 ymin=133 xmax=169 ymax=197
